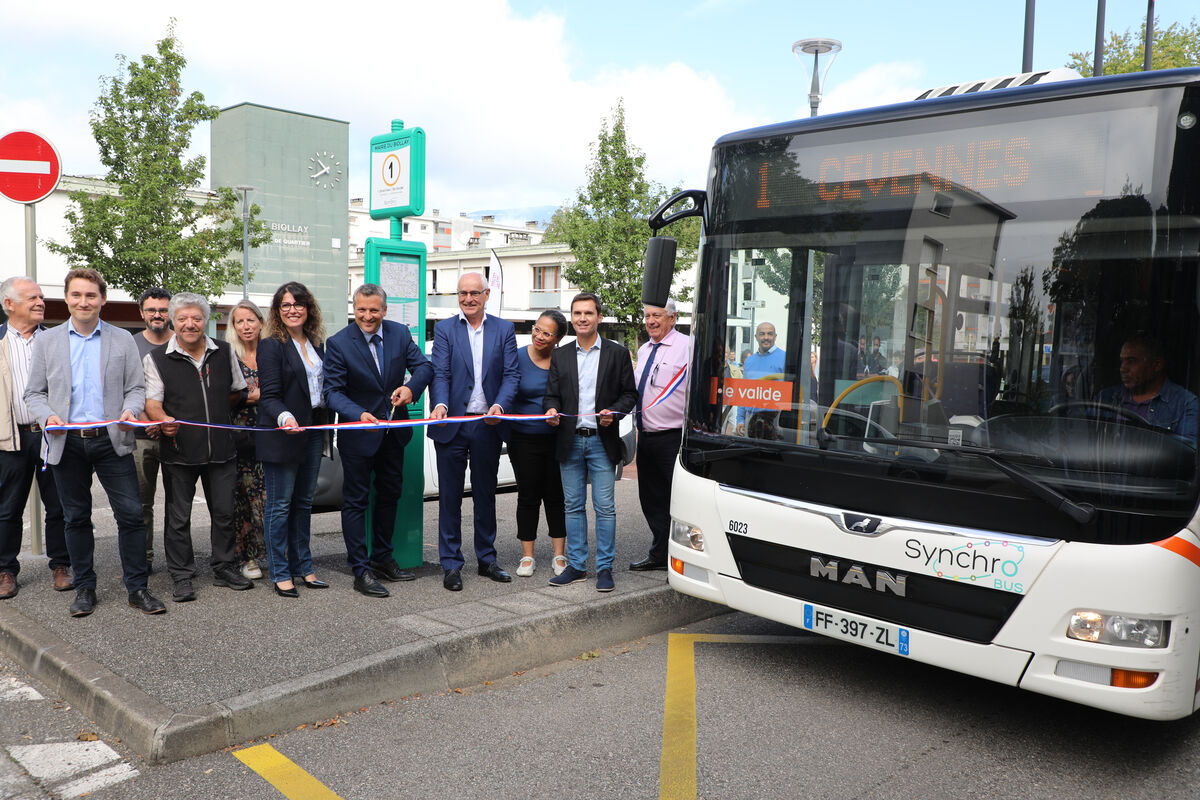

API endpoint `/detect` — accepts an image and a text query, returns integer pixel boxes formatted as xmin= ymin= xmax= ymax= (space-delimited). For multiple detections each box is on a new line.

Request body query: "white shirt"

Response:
xmin=143 ymin=336 xmax=247 ymax=402
xmin=460 ymin=311 xmax=489 ymax=414
xmin=6 ymin=327 xmax=37 ymax=425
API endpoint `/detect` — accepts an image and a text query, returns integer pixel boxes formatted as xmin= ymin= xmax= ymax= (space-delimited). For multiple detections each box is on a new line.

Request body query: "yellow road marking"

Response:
xmin=660 ymin=633 xmax=809 ymax=800
xmin=235 ymin=743 xmax=343 ymax=800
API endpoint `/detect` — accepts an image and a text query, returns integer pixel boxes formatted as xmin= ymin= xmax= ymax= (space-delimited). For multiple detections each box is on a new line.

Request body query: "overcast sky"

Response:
xmin=2 ymin=1 xmax=1194 ymax=216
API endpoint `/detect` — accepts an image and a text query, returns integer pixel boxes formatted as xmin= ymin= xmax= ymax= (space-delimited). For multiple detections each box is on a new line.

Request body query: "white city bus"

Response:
xmin=644 ymin=68 xmax=1200 ymax=719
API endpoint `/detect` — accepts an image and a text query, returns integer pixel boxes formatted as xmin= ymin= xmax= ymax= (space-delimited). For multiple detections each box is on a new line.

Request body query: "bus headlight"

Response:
xmin=671 ymin=520 xmax=704 ymax=552
xmin=1067 ymin=611 xmax=1169 ymax=648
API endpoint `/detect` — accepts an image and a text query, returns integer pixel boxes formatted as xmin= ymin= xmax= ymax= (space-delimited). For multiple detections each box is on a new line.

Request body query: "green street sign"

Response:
xmin=369 ymin=126 xmax=425 ymax=219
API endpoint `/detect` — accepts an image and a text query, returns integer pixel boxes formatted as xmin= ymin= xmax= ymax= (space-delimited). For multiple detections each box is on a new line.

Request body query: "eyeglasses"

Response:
xmin=143 ymin=308 xmax=169 ymax=316
xmin=532 ymin=326 xmax=558 ymax=338
xmin=279 ymin=302 xmax=305 ymax=311
xmin=457 ymin=290 xmax=486 ymax=298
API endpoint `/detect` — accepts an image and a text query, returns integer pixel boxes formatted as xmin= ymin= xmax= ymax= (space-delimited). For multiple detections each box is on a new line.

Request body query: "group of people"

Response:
xmin=0 ymin=268 xmax=688 ymax=617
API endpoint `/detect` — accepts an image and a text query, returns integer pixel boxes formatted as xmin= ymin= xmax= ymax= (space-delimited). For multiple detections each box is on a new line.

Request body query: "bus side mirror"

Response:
xmin=643 ymin=236 xmax=676 ymax=308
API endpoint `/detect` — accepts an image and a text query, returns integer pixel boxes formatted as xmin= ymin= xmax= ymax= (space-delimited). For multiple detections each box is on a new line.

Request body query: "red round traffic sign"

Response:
xmin=0 ymin=130 xmax=62 ymax=204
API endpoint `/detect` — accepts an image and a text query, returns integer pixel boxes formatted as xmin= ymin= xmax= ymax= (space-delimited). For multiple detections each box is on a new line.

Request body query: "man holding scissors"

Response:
xmin=323 ymin=284 xmax=433 ymax=597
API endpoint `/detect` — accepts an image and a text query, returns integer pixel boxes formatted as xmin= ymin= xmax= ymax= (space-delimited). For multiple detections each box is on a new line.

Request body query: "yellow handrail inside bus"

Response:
xmin=821 ymin=375 xmax=905 ymax=430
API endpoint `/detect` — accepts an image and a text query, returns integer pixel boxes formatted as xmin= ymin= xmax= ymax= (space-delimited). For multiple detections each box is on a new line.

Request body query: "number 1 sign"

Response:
xmin=369 ymin=123 xmax=425 ymax=220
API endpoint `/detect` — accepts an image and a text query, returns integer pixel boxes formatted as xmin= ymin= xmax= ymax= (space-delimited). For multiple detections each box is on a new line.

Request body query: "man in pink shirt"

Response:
xmin=630 ymin=299 xmax=690 ymax=571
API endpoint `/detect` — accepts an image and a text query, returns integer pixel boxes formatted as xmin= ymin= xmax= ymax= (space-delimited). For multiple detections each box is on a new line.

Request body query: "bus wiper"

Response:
xmin=686 ymin=441 xmax=783 ymax=465
xmin=822 ymin=431 xmax=1095 ymax=525
xmin=979 ymin=452 xmax=1096 ymax=525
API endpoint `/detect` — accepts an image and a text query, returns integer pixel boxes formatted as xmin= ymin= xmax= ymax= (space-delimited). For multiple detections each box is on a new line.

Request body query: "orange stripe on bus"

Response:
xmin=1154 ymin=536 xmax=1200 ymax=569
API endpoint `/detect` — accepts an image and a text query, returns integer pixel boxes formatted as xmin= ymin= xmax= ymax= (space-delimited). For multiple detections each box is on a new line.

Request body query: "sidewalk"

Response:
xmin=0 ymin=478 xmax=719 ymax=764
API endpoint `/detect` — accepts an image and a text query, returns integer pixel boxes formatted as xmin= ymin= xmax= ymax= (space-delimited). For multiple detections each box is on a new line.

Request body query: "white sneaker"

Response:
xmin=516 ymin=556 xmax=536 ymax=577
xmin=241 ymin=559 xmax=263 ymax=580
xmin=552 ymin=555 xmax=568 ymax=576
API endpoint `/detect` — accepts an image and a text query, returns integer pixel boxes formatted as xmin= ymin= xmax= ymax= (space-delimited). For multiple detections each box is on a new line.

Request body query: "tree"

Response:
xmin=544 ymin=100 xmax=699 ymax=345
xmin=1067 ymin=17 xmax=1200 ymax=76
xmin=48 ymin=22 xmax=270 ymax=302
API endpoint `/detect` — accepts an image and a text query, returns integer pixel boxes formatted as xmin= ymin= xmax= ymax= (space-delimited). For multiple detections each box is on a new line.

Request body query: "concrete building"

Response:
xmin=349 ymin=201 xmax=545 ymax=255
xmin=211 ymin=103 xmax=350 ymax=334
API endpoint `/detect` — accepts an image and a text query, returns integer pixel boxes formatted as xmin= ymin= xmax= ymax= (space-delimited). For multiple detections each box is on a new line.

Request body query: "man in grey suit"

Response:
xmin=24 ymin=268 xmax=165 ymax=617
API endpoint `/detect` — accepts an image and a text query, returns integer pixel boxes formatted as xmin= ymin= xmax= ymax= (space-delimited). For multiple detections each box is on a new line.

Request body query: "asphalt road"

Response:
xmin=6 ymin=610 xmax=1200 ymax=800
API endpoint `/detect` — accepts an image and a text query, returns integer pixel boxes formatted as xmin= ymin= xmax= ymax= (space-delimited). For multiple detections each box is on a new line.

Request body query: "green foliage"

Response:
xmin=544 ymin=100 xmax=699 ymax=345
xmin=47 ymin=22 xmax=270 ymax=301
xmin=1067 ymin=17 xmax=1200 ymax=76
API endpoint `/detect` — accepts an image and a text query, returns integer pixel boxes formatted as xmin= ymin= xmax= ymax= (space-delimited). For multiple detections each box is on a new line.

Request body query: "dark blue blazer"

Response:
xmin=256 ymin=335 xmax=326 ymax=464
xmin=323 ymin=320 xmax=433 ymax=457
xmin=427 ymin=313 xmax=519 ymax=444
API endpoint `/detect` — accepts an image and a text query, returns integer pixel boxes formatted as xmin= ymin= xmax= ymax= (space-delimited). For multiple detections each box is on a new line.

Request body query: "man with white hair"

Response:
xmin=0 ymin=276 xmax=72 ymax=599
xmin=428 ymin=272 xmax=520 ymax=591
xmin=143 ymin=292 xmax=253 ymax=602
xmin=630 ymin=298 xmax=690 ymax=571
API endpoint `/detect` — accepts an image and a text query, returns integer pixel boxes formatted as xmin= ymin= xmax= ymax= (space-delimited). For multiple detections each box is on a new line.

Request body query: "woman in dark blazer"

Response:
xmin=257 ymin=282 xmax=330 ymax=598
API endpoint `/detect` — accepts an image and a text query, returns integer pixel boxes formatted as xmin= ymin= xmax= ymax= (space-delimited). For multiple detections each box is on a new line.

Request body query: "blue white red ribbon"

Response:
xmin=40 ymin=365 xmax=688 ymax=436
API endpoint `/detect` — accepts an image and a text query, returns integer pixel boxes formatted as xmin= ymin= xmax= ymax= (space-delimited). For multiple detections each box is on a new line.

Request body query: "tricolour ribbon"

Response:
xmin=40 ymin=365 xmax=689 ymax=435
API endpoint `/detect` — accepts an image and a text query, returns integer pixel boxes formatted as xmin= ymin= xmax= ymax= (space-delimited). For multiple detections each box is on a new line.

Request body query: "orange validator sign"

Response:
xmin=710 ymin=377 xmax=794 ymax=410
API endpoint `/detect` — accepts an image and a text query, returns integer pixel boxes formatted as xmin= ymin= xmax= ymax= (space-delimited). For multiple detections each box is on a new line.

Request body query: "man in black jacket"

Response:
xmin=143 ymin=293 xmax=254 ymax=602
xmin=543 ymin=293 xmax=637 ymax=592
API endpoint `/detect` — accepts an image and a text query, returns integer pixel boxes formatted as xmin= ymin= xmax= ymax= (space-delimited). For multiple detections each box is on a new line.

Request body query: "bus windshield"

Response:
xmin=687 ymin=82 xmax=1200 ymax=544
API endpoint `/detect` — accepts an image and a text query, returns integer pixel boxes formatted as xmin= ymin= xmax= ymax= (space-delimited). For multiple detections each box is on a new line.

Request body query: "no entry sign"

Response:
xmin=0 ymin=130 xmax=61 ymax=204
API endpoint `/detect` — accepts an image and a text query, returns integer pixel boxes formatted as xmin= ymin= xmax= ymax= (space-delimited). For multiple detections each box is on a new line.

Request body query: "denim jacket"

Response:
xmin=1097 ymin=378 xmax=1198 ymax=445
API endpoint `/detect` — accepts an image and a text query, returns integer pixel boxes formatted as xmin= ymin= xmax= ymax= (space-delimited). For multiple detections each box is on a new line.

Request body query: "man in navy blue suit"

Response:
xmin=324 ymin=284 xmax=433 ymax=598
xmin=428 ymin=272 xmax=519 ymax=591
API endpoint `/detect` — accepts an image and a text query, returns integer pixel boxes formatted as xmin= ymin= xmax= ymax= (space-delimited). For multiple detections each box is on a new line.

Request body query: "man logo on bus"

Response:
xmin=843 ymin=513 xmax=882 ymax=535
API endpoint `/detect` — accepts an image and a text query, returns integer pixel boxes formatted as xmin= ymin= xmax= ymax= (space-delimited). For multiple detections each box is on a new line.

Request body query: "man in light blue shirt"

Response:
xmin=736 ymin=321 xmax=787 ymax=436
xmin=24 ymin=268 xmax=163 ymax=618
xmin=544 ymin=293 xmax=638 ymax=592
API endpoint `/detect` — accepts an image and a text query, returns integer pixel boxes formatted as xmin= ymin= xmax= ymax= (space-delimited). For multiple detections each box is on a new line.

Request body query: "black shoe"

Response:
xmin=630 ymin=557 xmax=668 ymax=571
xmin=294 ymin=576 xmax=330 ymax=589
xmin=128 ymin=589 xmax=166 ymax=615
xmin=370 ymin=559 xmax=417 ymax=582
xmin=443 ymin=569 xmax=463 ymax=591
xmin=69 ymin=587 xmax=97 ymax=617
xmin=273 ymin=582 xmax=299 ymax=598
xmin=354 ymin=572 xmax=390 ymax=598
xmin=213 ymin=565 xmax=254 ymax=590
xmin=172 ymin=580 xmax=197 ymax=603
xmin=477 ymin=562 xmax=513 ymax=583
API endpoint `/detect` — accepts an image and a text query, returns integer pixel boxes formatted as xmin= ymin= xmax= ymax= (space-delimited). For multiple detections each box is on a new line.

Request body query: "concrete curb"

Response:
xmin=0 ymin=585 xmax=721 ymax=763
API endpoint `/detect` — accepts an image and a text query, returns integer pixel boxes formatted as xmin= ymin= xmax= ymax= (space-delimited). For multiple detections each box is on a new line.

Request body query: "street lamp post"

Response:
xmin=236 ymin=185 xmax=255 ymax=300
xmin=792 ymin=37 xmax=842 ymax=117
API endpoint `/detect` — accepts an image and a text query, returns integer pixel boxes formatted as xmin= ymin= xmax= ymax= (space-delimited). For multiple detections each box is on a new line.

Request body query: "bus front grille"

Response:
xmin=727 ymin=534 xmax=1022 ymax=643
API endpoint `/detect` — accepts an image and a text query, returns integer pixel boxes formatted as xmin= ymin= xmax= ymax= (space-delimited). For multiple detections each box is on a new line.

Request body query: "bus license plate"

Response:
xmin=803 ymin=604 xmax=910 ymax=656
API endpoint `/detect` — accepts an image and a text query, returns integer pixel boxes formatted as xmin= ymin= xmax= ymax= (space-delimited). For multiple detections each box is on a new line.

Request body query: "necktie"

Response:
xmin=636 ymin=342 xmax=661 ymax=431
xmin=370 ymin=334 xmax=383 ymax=376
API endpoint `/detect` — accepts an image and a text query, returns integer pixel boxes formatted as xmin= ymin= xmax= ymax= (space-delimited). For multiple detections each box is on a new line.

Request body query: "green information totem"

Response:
xmin=364 ymin=120 xmax=427 ymax=569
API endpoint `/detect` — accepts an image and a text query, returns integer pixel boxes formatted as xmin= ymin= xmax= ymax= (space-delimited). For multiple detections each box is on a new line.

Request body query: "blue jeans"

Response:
xmin=50 ymin=433 xmax=148 ymax=593
xmin=262 ymin=431 xmax=322 ymax=584
xmin=559 ymin=434 xmax=616 ymax=572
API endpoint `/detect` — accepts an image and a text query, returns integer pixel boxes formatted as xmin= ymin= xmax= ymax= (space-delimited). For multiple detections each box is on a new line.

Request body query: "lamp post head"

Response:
xmin=235 ymin=185 xmax=255 ymax=220
xmin=792 ymin=37 xmax=842 ymax=117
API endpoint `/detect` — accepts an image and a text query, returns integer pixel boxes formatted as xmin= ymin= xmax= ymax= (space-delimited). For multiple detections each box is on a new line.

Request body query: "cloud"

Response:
xmin=811 ymin=61 xmax=927 ymax=117
xmin=2 ymin=0 xmax=756 ymax=214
